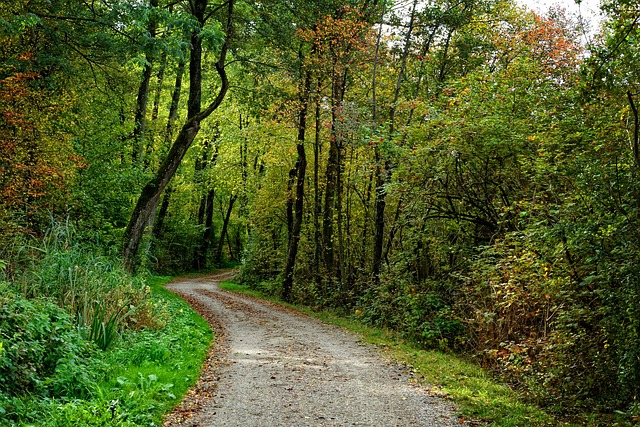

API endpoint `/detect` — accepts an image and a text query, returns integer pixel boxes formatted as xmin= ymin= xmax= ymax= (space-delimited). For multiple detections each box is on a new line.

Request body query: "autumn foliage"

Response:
xmin=0 ymin=57 xmax=77 ymax=235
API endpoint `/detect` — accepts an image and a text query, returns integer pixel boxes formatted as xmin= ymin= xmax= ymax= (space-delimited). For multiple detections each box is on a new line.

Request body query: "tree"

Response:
xmin=122 ymin=0 xmax=234 ymax=271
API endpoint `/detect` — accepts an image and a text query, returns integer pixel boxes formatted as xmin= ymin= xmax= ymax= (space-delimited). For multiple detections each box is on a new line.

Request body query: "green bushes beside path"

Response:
xmin=0 ymin=276 xmax=212 ymax=427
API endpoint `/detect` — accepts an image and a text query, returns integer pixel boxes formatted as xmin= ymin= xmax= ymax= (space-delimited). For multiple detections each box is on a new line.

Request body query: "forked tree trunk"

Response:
xmin=123 ymin=0 xmax=233 ymax=271
xmin=195 ymin=189 xmax=216 ymax=269
xmin=215 ymin=194 xmax=237 ymax=264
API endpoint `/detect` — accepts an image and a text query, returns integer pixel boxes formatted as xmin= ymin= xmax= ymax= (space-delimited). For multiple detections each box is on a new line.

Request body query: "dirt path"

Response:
xmin=163 ymin=271 xmax=469 ymax=427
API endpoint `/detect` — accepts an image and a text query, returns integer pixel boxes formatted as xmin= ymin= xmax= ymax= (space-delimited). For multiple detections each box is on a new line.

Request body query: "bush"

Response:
xmin=358 ymin=274 xmax=464 ymax=351
xmin=0 ymin=285 xmax=99 ymax=405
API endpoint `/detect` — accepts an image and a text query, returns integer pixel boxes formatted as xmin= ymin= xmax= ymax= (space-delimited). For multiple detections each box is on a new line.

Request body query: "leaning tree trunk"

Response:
xmin=123 ymin=0 xmax=233 ymax=272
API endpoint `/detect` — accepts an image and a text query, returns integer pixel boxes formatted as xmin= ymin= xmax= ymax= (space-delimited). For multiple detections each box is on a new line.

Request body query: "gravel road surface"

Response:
xmin=163 ymin=271 xmax=469 ymax=427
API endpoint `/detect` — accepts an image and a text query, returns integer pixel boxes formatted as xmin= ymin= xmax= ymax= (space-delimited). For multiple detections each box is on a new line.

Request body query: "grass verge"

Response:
xmin=5 ymin=276 xmax=212 ymax=427
xmin=219 ymin=281 xmax=571 ymax=427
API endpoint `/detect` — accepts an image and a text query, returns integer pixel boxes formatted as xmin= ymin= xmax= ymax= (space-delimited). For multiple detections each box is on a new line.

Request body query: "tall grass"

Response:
xmin=4 ymin=218 xmax=157 ymax=348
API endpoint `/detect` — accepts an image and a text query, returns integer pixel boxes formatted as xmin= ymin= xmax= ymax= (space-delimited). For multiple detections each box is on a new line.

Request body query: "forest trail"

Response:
xmin=163 ymin=271 xmax=469 ymax=427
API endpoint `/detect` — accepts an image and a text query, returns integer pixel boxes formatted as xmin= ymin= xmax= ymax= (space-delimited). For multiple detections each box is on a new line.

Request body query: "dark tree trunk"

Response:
xmin=282 ymin=69 xmax=311 ymax=303
xmin=193 ymin=135 xmax=219 ymax=269
xmin=165 ymin=60 xmax=186 ymax=141
xmin=133 ymin=61 xmax=153 ymax=162
xmin=627 ymin=91 xmax=640 ymax=212
xmin=215 ymin=194 xmax=237 ymax=264
xmin=322 ymin=69 xmax=347 ymax=275
xmin=147 ymin=58 xmax=185 ymax=245
xmin=194 ymin=189 xmax=216 ymax=269
xmin=286 ymin=166 xmax=296 ymax=239
xmin=313 ymin=94 xmax=322 ymax=281
xmin=123 ymin=0 xmax=233 ymax=271
xmin=193 ymin=139 xmax=211 ymax=269
xmin=152 ymin=185 xmax=172 ymax=240
xmin=372 ymin=0 xmax=416 ymax=281
xmin=151 ymin=52 xmax=167 ymax=121
xmin=132 ymin=0 xmax=158 ymax=163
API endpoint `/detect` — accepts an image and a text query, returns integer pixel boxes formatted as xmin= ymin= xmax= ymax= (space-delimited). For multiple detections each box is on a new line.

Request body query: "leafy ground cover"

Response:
xmin=218 ymin=281 xmax=583 ymax=427
xmin=0 ymin=276 xmax=212 ymax=427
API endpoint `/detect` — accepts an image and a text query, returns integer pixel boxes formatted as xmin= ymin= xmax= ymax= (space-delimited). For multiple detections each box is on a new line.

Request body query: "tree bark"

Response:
xmin=152 ymin=185 xmax=172 ymax=240
xmin=132 ymin=0 xmax=158 ymax=163
xmin=215 ymin=193 xmax=238 ymax=263
xmin=373 ymin=0 xmax=416 ymax=281
xmin=193 ymin=136 xmax=217 ymax=269
xmin=195 ymin=189 xmax=216 ymax=269
xmin=122 ymin=0 xmax=233 ymax=271
xmin=282 ymin=69 xmax=311 ymax=303
xmin=165 ymin=60 xmax=186 ymax=142
xmin=313 ymin=94 xmax=322 ymax=281
xmin=133 ymin=61 xmax=153 ymax=162
xmin=628 ymin=91 xmax=640 ymax=168
xmin=322 ymin=68 xmax=347 ymax=275
xmin=151 ymin=52 xmax=167 ymax=121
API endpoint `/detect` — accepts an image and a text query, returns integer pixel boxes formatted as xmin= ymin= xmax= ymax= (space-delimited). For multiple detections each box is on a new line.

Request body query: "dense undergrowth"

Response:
xmin=0 ymin=228 xmax=212 ymax=427
xmin=228 ymin=278 xmax=634 ymax=427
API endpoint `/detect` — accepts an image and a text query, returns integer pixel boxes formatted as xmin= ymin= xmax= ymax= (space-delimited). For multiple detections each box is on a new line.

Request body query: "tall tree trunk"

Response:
xmin=165 ymin=60 xmax=186 ymax=141
xmin=193 ymin=136 xmax=217 ymax=269
xmin=322 ymin=68 xmax=347 ymax=275
xmin=282 ymin=69 xmax=311 ymax=303
xmin=628 ymin=91 xmax=640 ymax=212
xmin=286 ymin=166 xmax=296 ymax=239
xmin=123 ymin=0 xmax=233 ymax=271
xmin=151 ymin=52 xmax=167 ymax=121
xmin=372 ymin=0 xmax=416 ymax=281
xmin=147 ymin=58 xmax=185 ymax=245
xmin=313 ymin=94 xmax=322 ymax=281
xmin=152 ymin=185 xmax=172 ymax=241
xmin=215 ymin=193 xmax=237 ymax=263
xmin=239 ymin=114 xmax=249 ymax=242
xmin=195 ymin=189 xmax=216 ymax=269
xmin=132 ymin=0 xmax=158 ymax=163
xmin=133 ymin=61 xmax=153 ymax=162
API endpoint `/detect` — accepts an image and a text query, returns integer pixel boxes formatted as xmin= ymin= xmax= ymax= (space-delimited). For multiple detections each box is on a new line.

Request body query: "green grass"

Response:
xmin=5 ymin=276 xmax=213 ymax=427
xmin=82 ymin=275 xmax=213 ymax=426
xmin=219 ymin=281 xmax=569 ymax=427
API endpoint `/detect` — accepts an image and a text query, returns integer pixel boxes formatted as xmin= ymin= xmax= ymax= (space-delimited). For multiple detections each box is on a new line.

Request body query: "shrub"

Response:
xmin=0 ymin=285 xmax=99 ymax=402
xmin=358 ymin=274 xmax=464 ymax=351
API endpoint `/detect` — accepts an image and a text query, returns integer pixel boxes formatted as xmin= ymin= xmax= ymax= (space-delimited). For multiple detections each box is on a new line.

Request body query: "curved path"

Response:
xmin=163 ymin=271 xmax=468 ymax=427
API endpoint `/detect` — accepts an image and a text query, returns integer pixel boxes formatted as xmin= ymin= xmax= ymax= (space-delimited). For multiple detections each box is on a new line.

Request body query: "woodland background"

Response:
xmin=2 ymin=0 xmax=640 ymax=424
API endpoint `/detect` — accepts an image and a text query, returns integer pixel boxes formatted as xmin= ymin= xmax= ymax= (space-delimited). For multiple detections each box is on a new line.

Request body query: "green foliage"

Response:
xmin=0 ymin=276 xmax=212 ymax=427
xmin=359 ymin=275 xmax=464 ymax=351
xmin=82 ymin=302 xmax=130 ymax=351
xmin=4 ymin=0 xmax=640 ymax=423
xmin=82 ymin=276 xmax=212 ymax=427
xmin=15 ymin=220 xmax=157 ymax=335
xmin=0 ymin=285 xmax=99 ymax=404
